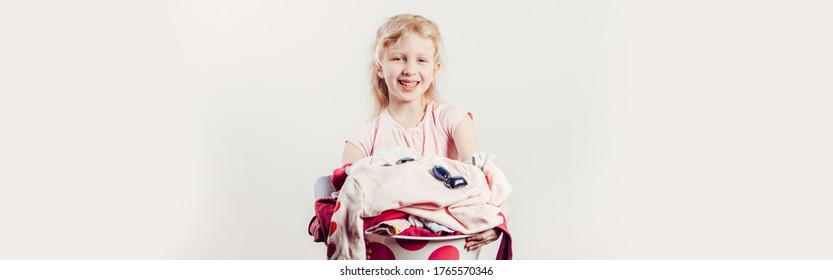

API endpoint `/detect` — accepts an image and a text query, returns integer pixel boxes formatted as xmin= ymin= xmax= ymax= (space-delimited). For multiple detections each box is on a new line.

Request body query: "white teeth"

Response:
xmin=399 ymin=80 xmax=418 ymax=87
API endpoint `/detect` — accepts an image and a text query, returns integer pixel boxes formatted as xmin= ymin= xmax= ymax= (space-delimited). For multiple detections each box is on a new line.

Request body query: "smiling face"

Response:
xmin=376 ymin=33 xmax=441 ymax=105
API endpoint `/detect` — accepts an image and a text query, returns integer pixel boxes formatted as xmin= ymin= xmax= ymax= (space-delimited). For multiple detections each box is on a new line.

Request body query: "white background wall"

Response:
xmin=1 ymin=0 xmax=831 ymax=259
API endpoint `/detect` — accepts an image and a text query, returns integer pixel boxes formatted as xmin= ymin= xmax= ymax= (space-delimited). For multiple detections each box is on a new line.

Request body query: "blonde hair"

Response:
xmin=369 ymin=14 xmax=443 ymax=117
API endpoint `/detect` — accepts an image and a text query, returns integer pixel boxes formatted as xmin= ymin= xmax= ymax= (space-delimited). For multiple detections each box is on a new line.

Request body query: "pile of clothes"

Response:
xmin=308 ymin=148 xmax=513 ymax=260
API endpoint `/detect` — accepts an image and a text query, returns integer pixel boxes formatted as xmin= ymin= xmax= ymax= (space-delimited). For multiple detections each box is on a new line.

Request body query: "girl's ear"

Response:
xmin=376 ymin=65 xmax=384 ymax=79
xmin=434 ymin=62 xmax=441 ymax=76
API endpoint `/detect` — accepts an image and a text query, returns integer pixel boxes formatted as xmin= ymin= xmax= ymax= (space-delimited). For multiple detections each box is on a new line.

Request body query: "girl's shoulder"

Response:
xmin=428 ymin=101 xmax=473 ymax=135
xmin=431 ymin=101 xmax=468 ymax=114
xmin=431 ymin=101 xmax=472 ymax=122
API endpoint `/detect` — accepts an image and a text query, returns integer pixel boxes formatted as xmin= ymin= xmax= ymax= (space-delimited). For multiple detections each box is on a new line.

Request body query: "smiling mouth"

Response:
xmin=398 ymin=80 xmax=419 ymax=91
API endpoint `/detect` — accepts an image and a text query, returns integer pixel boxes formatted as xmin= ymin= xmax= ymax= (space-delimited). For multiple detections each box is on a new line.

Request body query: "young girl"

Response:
xmin=341 ymin=14 xmax=502 ymax=252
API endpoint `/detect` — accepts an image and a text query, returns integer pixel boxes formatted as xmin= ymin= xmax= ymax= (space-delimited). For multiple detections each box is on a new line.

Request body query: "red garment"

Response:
xmin=330 ymin=163 xmax=351 ymax=192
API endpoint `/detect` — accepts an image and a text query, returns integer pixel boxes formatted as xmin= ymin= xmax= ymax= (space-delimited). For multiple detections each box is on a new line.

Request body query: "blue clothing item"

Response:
xmin=414 ymin=216 xmax=455 ymax=234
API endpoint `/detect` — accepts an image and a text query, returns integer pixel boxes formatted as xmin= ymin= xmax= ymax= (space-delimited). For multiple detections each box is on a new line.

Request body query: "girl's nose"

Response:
xmin=403 ymin=62 xmax=418 ymax=76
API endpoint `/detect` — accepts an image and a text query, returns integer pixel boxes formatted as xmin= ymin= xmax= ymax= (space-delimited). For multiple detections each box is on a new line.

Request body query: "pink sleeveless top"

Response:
xmin=346 ymin=101 xmax=471 ymax=160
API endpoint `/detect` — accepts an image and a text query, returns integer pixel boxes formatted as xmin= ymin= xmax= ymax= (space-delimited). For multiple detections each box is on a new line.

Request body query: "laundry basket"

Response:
xmin=314 ymin=175 xmax=482 ymax=260
xmin=365 ymin=232 xmax=480 ymax=260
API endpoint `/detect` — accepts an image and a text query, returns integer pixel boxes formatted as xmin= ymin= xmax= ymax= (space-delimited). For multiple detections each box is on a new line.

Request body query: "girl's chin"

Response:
xmin=391 ymin=92 xmax=425 ymax=103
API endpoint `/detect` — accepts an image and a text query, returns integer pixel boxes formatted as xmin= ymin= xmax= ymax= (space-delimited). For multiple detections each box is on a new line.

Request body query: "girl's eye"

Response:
xmin=392 ymin=57 xmax=403 ymax=61
xmin=418 ymin=58 xmax=428 ymax=63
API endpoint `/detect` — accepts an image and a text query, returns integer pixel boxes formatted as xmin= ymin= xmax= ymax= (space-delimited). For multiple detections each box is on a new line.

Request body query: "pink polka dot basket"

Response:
xmin=364 ymin=233 xmax=481 ymax=260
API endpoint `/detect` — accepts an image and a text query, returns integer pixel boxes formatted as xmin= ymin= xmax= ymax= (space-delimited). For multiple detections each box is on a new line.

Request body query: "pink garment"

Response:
xmin=309 ymin=197 xmax=337 ymax=243
xmin=346 ymin=101 xmax=471 ymax=160
xmin=327 ymin=154 xmax=512 ymax=260
xmin=494 ymin=213 xmax=513 ymax=260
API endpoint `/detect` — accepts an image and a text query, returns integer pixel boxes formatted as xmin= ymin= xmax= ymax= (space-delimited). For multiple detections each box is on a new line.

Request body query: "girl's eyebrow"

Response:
xmin=387 ymin=51 xmax=432 ymax=57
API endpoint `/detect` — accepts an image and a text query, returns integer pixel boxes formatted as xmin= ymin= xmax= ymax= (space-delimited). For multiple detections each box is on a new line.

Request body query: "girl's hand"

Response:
xmin=464 ymin=228 xmax=500 ymax=251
